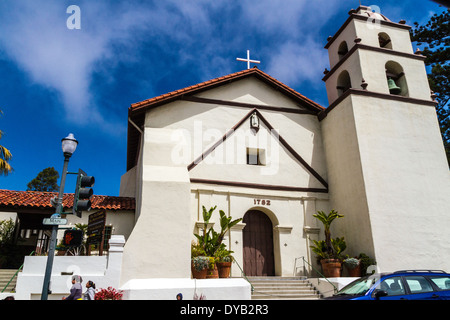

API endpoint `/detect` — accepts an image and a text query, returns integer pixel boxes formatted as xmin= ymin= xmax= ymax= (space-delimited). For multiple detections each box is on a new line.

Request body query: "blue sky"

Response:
xmin=0 ymin=0 xmax=446 ymax=196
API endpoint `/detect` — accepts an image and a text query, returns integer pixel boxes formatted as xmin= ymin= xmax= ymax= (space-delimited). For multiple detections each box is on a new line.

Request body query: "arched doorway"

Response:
xmin=243 ymin=210 xmax=275 ymax=276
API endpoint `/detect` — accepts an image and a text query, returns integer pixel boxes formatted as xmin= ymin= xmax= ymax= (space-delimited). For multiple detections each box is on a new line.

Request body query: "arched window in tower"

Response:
xmin=385 ymin=61 xmax=408 ymax=96
xmin=338 ymin=41 xmax=349 ymax=60
xmin=378 ymin=32 xmax=392 ymax=49
xmin=336 ymin=70 xmax=352 ymax=97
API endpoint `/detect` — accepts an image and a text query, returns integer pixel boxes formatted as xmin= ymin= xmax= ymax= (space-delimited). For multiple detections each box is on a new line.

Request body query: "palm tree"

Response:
xmin=0 ymin=110 xmax=13 ymax=176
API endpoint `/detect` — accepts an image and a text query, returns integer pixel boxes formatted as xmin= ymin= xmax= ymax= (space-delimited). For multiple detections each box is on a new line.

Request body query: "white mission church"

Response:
xmin=119 ymin=5 xmax=450 ymax=288
xmin=2 ymin=6 xmax=450 ymax=299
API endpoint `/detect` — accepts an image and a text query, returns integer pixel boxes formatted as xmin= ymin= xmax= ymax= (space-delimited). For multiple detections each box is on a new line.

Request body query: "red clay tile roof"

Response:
xmin=127 ymin=67 xmax=325 ymax=170
xmin=130 ymin=67 xmax=324 ymax=113
xmin=0 ymin=189 xmax=135 ymax=211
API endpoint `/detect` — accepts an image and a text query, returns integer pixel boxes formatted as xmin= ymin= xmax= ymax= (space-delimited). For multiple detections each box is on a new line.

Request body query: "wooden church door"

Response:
xmin=243 ymin=210 xmax=275 ymax=276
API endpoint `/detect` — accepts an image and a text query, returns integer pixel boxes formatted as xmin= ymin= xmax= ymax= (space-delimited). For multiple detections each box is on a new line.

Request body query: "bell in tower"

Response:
xmin=387 ymin=77 xmax=401 ymax=95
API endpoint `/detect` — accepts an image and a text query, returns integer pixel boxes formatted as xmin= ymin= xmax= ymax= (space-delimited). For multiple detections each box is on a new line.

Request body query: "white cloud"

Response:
xmin=0 ymin=0 xmax=339 ymax=131
xmin=0 ymin=2 xmax=100 ymax=121
xmin=0 ymin=1 xmax=221 ymax=126
xmin=0 ymin=1 xmax=163 ymax=128
xmin=238 ymin=0 xmax=340 ymax=36
xmin=266 ymin=39 xmax=328 ymax=86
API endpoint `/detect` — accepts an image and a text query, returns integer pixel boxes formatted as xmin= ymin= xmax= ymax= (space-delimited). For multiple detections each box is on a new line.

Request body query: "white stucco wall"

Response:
xmin=123 ymin=76 xmax=331 ymax=280
xmin=190 ymin=186 xmax=329 ymax=277
xmin=120 ymin=127 xmax=192 ymax=285
xmin=322 ymin=94 xmax=450 ymax=272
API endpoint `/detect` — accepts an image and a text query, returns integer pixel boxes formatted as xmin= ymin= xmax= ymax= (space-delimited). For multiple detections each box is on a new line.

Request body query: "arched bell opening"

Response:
xmin=336 ymin=70 xmax=352 ymax=97
xmin=385 ymin=61 xmax=408 ymax=96
xmin=378 ymin=32 xmax=393 ymax=49
xmin=338 ymin=41 xmax=349 ymax=60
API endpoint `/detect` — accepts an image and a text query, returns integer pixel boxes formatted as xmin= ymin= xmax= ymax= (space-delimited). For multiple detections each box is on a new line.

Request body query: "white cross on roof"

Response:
xmin=236 ymin=50 xmax=261 ymax=69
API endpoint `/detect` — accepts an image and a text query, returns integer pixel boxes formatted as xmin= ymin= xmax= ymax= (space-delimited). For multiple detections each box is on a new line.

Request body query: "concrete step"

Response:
xmin=0 ymin=269 xmax=20 ymax=293
xmin=248 ymin=277 xmax=321 ymax=300
xmin=252 ymin=293 xmax=321 ymax=300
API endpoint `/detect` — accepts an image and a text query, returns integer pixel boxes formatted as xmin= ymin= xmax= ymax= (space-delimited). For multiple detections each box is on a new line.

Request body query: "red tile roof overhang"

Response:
xmin=126 ymin=67 xmax=325 ymax=170
xmin=0 ymin=189 xmax=135 ymax=213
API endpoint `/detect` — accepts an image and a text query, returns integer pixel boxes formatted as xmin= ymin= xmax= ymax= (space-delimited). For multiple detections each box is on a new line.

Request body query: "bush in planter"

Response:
xmin=192 ymin=256 xmax=209 ymax=271
xmin=343 ymin=257 xmax=361 ymax=277
xmin=191 ymin=242 xmax=209 ymax=279
xmin=310 ymin=237 xmax=347 ymax=262
xmin=191 ymin=241 xmax=206 ymax=258
xmin=215 ymin=246 xmax=233 ymax=262
xmin=191 ymin=256 xmax=209 ymax=279
xmin=215 ymin=246 xmax=234 ymax=278
xmin=343 ymin=257 xmax=360 ymax=269
xmin=203 ymin=256 xmax=220 ymax=279
xmin=94 ymin=287 xmax=123 ymax=300
xmin=358 ymin=253 xmax=376 ymax=275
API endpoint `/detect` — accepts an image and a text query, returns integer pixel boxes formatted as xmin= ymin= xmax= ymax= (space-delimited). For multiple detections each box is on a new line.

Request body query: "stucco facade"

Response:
xmin=120 ymin=74 xmax=331 ymax=284
xmin=321 ymin=6 xmax=450 ymax=272
xmin=119 ymin=5 xmax=450 ymax=285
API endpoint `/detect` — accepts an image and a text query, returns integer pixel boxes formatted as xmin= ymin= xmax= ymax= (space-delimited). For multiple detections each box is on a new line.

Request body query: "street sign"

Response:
xmin=43 ymin=218 xmax=68 ymax=226
xmin=87 ymin=209 xmax=106 ymax=245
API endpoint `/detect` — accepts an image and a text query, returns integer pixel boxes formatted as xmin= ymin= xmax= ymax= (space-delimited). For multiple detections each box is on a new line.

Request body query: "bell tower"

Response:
xmin=320 ymin=6 xmax=450 ymax=272
xmin=322 ymin=5 xmax=431 ymax=104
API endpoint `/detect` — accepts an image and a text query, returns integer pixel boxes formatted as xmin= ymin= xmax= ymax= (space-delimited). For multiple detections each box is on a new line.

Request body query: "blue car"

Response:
xmin=324 ymin=270 xmax=450 ymax=300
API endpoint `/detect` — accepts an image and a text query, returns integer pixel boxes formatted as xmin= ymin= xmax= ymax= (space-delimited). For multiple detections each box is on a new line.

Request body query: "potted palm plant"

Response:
xmin=311 ymin=210 xmax=345 ymax=277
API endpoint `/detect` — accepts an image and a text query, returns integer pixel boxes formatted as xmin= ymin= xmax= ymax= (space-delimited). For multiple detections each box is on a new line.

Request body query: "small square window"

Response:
xmin=246 ymin=148 xmax=265 ymax=166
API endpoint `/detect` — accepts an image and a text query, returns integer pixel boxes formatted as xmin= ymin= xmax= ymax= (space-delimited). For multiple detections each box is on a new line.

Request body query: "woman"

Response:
xmin=63 ymin=275 xmax=83 ymax=300
xmin=84 ymin=281 xmax=96 ymax=300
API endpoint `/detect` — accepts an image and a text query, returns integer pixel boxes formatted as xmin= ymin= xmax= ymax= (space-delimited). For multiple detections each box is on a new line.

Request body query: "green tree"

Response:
xmin=410 ymin=9 xmax=450 ymax=166
xmin=27 ymin=167 xmax=60 ymax=192
xmin=0 ymin=110 xmax=13 ymax=176
xmin=0 ymin=218 xmax=16 ymax=267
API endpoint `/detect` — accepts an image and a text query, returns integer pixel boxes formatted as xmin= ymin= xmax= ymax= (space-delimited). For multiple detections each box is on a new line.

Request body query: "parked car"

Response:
xmin=324 ymin=270 xmax=450 ymax=300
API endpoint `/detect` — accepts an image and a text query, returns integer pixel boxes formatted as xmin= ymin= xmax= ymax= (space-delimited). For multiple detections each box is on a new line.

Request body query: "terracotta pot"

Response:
xmin=217 ymin=261 xmax=232 ymax=278
xmin=206 ymin=264 xmax=219 ymax=279
xmin=321 ymin=259 xmax=342 ymax=277
xmin=191 ymin=263 xmax=207 ymax=279
xmin=346 ymin=264 xmax=362 ymax=277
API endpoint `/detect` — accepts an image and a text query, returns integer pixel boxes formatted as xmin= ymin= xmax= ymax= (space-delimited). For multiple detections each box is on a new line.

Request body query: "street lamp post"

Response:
xmin=41 ymin=133 xmax=78 ymax=300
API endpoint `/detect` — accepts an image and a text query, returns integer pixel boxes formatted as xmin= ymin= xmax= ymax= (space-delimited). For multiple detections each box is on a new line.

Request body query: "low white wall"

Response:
xmin=121 ymin=278 xmax=252 ymax=300
xmin=14 ymin=235 xmax=125 ymax=300
xmin=11 ymin=235 xmax=251 ymax=300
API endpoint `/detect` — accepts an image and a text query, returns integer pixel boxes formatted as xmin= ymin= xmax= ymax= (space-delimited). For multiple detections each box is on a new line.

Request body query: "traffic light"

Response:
xmin=73 ymin=169 xmax=95 ymax=217
xmin=63 ymin=229 xmax=83 ymax=247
